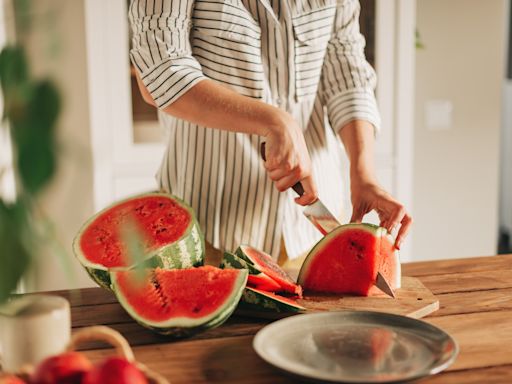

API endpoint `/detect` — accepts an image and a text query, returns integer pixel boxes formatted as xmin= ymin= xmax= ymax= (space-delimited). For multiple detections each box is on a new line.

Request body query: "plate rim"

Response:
xmin=253 ymin=310 xmax=459 ymax=384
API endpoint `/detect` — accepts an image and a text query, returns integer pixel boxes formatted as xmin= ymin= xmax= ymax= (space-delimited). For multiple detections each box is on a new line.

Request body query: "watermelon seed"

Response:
xmin=192 ymin=306 xmax=202 ymax=313
xmin=151 ymin=274 xmax=169 ymax=309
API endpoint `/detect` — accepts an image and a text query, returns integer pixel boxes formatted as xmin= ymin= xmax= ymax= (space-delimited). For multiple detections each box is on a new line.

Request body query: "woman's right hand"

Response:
xmin=263 ymin=110 xmax=318 ymax=206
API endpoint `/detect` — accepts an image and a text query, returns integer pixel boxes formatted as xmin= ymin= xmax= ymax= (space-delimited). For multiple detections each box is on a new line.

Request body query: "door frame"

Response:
xmin=375 ymin=0 xmax=416 ymax=261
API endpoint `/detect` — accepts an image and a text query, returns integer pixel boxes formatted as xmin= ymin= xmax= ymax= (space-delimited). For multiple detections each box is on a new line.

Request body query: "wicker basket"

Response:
xmin=1 ymin=326 xmax=169 ymax=384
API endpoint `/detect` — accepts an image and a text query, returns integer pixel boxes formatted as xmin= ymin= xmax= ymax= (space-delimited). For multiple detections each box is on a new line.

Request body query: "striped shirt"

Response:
xmin=128 ymin=0 xmax=380 ymax=260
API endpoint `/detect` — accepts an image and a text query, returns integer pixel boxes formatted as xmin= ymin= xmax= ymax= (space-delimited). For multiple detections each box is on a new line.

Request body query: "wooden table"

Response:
xmin=53 ymin=254 xmax=512 ymax=383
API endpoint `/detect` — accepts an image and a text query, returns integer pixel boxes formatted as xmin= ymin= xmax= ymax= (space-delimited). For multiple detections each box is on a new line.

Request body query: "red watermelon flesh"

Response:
xmin=114 ymin=266 xmax=244 ymax=322
xmin=298 ymin=224 xmax=400 ymax=296
xmin=247 ymin=274 xmax=282 ymax=292
xmin=80 ymin=195 xmax=191 ymax=268
xmin=237 ymin=245 xmax=302 ymax=297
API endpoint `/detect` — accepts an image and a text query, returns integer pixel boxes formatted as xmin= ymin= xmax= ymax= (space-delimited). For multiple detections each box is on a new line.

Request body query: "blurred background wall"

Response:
xmin=413 ymin=0 xmax=508 ymax=260
xmin=22 ymin=0 xmax=95 ymax=290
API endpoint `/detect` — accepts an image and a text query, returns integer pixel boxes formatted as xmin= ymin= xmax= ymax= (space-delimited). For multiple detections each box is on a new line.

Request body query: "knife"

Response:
xmin=260 ymin=143 xmax=396 ymax=298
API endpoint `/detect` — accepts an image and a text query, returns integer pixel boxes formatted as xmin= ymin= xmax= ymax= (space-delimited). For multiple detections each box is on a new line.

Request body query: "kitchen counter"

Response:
xmin=51 ymin=254 xmax=512 ymax=383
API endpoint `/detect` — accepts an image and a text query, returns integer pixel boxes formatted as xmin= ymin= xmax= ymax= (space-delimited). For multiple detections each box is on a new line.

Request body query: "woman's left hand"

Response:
xmin=350 ymin=178 xmax=412 ymax=250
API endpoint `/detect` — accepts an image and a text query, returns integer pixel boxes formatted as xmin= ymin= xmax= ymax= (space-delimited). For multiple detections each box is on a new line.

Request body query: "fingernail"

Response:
xmin=395 ymin=241 xmax=401 ymax=250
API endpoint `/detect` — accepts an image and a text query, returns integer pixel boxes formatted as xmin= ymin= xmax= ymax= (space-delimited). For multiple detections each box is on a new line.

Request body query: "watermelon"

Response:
xmin=73 ymin=193 xmax=204 ymax=289
xmin=111 ymin=266 xmax=248 ymax=336
xmin=239 ymin=287 xmax=305 ymax=314
xmin=234 ymin=245 xmax=302 ymax=297
xmin=220 ymin=252 xmax=282 ymax=292
xmin=298 ymin=223 xmax=401 ymax=296
xmin=221 ymin=250 xmax=305 ymax=314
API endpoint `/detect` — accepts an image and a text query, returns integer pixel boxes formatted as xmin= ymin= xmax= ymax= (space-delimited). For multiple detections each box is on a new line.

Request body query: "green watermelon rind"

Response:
xmin=297 ymin=223 xmax=401 ymax=289
xmin=73 ymin=192 xmax=205 ymax=290
xmin=239 ymin=287 xmax=305 ymax=313
xmin=220 ymin=252 xmax=261 ymax=275
xmin=111 ymin=269 xmax=248 ymax=336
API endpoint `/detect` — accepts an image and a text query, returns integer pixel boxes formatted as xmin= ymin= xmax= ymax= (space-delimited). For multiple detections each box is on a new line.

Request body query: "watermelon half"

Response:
xmin=73 ymin=193 xmax=204 ymax=289
xmin=111 ymin=266 xmax=248 ymax=336
xmin=298 ymin=223 xmax=401 ymax=296
xmin=235 ymin=245 xmax=302 ymax=297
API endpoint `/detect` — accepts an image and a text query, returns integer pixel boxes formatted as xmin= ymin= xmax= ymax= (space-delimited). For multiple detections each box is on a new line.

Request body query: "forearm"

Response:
xmin=136 ymin=73 xmax=285 ymax=137
xmin=338 ymin=120 xmax=377 ymax=183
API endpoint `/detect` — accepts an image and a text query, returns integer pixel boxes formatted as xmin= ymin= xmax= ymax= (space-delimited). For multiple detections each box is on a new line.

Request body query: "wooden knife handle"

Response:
xmin=260 ymin=142 xmax=305 ymax=197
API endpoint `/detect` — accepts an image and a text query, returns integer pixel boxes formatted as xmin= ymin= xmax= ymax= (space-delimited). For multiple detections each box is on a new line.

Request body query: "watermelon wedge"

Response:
xmin=73 ymin=193 xmax=204 ymax=289
xmin=221 ymin=249 xmax=305 ymax=314
xmin=235 ymin=245 xmax=302 ymax=297
xmin=239 ymin=287 xmax=305 ymax=313
xmin=221 ymin=252 xmax=282 ymax=292
xmin=111 ymin=266 xmax=248 ymax=336
xmin=298 ymin=223 xmax=401 ymax=296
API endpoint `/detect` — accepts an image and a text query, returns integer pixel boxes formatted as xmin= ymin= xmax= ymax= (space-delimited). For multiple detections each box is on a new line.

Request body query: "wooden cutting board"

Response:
xmin=236 ymin=276 xmax=439 ymax=320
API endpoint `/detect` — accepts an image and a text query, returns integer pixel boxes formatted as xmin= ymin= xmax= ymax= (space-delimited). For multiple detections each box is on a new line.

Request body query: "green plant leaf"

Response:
xmin=0 ymin=201 xmax=31 ymax=303
xmin=17 ymin=135 xmax=56 ymax=195
xmin=0 ymin=46 xmax=28 ymax=93
xmin=26 ymin=80 xmax=61 ymax=133
xmin=8 ymin=80 xmax=60 ymax=195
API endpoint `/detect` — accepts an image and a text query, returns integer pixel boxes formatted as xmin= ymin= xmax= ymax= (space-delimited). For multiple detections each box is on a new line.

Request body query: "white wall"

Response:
xmin=413 ymin=0 xmax=507 ymax=260
xmin=23 ymin=0 xmax=96 ymax=290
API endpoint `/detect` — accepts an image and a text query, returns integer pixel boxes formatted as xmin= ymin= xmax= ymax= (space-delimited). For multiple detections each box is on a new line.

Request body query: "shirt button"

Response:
xmin=275 ymin=98 xmax=282 ymax=106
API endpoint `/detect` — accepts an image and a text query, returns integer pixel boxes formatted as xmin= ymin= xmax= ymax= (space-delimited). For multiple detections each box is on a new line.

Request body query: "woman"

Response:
xmin=128 ymin=0 xmax=412 ymax=262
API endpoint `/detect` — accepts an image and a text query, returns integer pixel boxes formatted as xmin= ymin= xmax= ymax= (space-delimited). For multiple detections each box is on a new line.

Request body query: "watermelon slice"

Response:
xmin=111 ymin=266 xmax=248 ymax=336
xmin=73 ymin=193 xmax=204 ymax=289
xmin=239 ymin=287 xmax=305 ymax=313
xmin=235 ymin=245 xmax=302 ymax=297
xmin=298 ymin=223 xmax=401 ymax=296
xmin=220 ymin=252 xmax=282 ymax=292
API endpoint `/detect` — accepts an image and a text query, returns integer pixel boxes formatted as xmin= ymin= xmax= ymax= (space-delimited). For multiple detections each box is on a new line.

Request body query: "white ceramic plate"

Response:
xmin=253 ymin=311 xmax=458 ymax=383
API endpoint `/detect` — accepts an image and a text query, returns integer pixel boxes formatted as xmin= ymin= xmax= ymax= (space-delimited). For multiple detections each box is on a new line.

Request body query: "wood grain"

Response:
xmin=418 ymin=270 xmax=512 ymax=295
xmin=420 ymin=365 xmax=512 ymax=384
xmin=433 ymin=288 xmax=512 ymax=317
xmin=402 ymin=254 xmax=512 ymax=277
xmin=236 ymin=276 xmax=438 ymax=320
xmin=427 ymin=310 xmax=512 ymax=371
xmin=83 ymin=335 xmax=295 ymax=384
xmin=299 ymin=276 xmax=439 ymax=318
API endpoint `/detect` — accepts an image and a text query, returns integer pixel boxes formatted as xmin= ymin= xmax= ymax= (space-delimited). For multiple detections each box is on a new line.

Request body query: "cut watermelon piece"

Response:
xmin=298 ymin=223 xmax=401 ymax=296
xmin=235 ymin=245 xmax=302 ymax=297
xmin=239 ymin=287 xmax=305 ymax=313
xmin=247 ymin=274 xmax=282 ymax=292
xmin=73 ymin=193 xmax=204 ymax=289
xmin=221 ymin=252 xmax=282 ymax=292
xmin=111 ymin=266 xmax=248 ymax=336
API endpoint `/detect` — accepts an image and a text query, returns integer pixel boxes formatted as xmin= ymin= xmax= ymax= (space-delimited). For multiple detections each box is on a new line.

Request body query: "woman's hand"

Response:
xmin=263 ymin=111 xmax=318 ymax=206
xmin=338 ymin=120 xmax=412 ymax=249
xmin=350 ymin=177 xmax=412 ymax=250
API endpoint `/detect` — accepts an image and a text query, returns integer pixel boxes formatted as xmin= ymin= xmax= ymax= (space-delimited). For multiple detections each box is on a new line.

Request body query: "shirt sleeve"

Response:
xmin=319 ymin=0 xmax=381 ymax=134
xmin=129 ymin=0 xmax=207 ymax=109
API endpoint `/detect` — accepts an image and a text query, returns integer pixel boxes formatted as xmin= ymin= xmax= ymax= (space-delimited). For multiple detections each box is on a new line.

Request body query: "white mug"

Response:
xmin=0 ymin=294 xmax=71 ymax=373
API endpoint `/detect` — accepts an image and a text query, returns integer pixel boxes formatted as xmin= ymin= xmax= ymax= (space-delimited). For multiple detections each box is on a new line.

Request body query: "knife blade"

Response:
xmin=259 ymin=142 xmax=396 ymax=298
xmin=303 ymin=201 xmax=341 ymax=236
